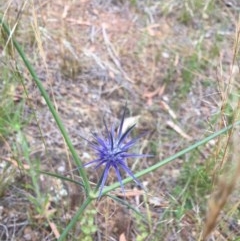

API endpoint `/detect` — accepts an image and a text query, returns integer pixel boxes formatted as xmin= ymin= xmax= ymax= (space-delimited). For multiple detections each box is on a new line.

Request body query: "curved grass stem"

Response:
xmin=101 ymin=120 xmax=240 ymax=196
xmin=0 ymin=17 xmax=91 ymax=194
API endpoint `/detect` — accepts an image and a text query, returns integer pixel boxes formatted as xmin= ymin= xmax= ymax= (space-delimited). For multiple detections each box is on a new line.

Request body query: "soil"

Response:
xmin=1 ymin=0 xmax=240 ymax=240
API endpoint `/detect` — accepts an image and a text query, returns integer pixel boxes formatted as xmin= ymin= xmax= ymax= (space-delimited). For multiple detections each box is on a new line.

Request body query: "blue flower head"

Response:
xmin=85 ymin=105 xmax=151 ymax=198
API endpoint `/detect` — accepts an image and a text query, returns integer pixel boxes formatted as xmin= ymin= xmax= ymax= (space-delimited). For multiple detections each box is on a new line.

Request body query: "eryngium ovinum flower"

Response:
xmin=84 ymin=106 xmax=151 ymax=198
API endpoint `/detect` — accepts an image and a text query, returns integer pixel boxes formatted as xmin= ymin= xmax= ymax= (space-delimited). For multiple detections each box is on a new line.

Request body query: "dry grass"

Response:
xmin=203 ymin=20 xmax=240 ymax=240
xmin=1 ymin=0 xmax=240 ymax=240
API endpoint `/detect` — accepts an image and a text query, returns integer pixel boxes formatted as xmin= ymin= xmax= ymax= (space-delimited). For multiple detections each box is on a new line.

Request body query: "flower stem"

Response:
xmin=102 ymin=120 xmax=240 ymax=196
xmin=58 ymin=196 xmax=93 ymax=241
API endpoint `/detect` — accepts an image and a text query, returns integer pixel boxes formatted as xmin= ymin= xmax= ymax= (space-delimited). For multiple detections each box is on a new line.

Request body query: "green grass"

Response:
xmin=1 ymin=1 xmax=240 ymax=240
xmin=179 ymin=0 xmax=215 ymax=25
xmin=0 ymin=69 xmax=24 ymax=137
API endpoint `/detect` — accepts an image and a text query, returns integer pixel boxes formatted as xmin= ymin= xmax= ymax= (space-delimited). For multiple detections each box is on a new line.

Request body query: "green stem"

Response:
xmin=0 ymin=17 xmax=91 ymax=194
xmin=101 ymin=120 xmax=240 ymax=196
xmin=58 ymin=196 xmax=93 ymax=241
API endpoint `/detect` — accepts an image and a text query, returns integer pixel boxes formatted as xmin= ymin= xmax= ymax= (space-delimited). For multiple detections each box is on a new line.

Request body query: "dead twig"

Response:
xmin=166 ymin=120 xmax=192 ymax=141
xmin=102 ymin=24 xmax=135 ymax=83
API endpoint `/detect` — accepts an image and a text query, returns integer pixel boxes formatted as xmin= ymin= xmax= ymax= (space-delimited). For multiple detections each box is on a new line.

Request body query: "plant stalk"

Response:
xmin=0 ymin=17 xmax=91 ymax=194
xmin=58 ymin=196 xmax=93 ymax=241
xmin=102 ymin=120 xmax=240 ymax=196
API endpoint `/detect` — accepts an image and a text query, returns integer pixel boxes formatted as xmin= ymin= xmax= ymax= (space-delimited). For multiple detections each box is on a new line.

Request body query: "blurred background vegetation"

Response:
xmin=0 ymin=0 xmax=240 ymax=240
